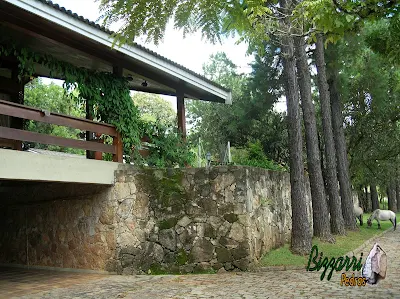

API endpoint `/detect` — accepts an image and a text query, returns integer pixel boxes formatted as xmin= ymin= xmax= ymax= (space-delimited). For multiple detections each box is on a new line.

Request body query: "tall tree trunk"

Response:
xmin=396 ymin=179 xmax=400 ymax=212
xmin=325 ymin=44 xmax=357 ymax=230
xmin=315 ymin=34 xmax=346 ymax=234
xmin=358 ymin=187 xmax=365 ymax=211
xmin=370 ymin=183 xmax=379 ymax=211
xmin=363 ymin=186 xmax=372 ymax=212
xmin=279 ymin=0 xmax=312 ymax=255
xmin=294 ymin=36 xmax=333 ymax=242
xmin=388 ymin=181 xmax=397 ymax=212
xmin=387 ymin=185 xmax=394 ymax=212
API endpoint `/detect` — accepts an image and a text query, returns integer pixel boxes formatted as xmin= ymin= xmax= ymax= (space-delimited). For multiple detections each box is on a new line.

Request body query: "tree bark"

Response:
xmin=325 ymin=44 xmax=357 ymax=230
xmin=388 ymin=181 xmax=397 ymax=212
xmin=370 ymin=183 xmax=379 ymax=211
xmin=315 ymin=34 xmax=346 ymax=234
xmin=396 ymin=179 xmax=400 ymax=212
xmin=279 ymin=0 xmax=312 ymax=255
xmin=294 ymin=36 xmax=333 ymax=242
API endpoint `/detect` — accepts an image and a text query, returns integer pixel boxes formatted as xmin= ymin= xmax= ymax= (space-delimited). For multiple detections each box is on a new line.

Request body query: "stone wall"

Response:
xmin=0 ymin=166 xmax=312 ymax=274
xmin=0 ymin=185 xmax=118 ymax=271
xmin=114 ymin=166 xmax=312 ymax=274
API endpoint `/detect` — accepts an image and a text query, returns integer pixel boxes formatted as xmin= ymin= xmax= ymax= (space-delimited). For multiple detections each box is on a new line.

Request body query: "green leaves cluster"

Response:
xmin=232 ymin=141 xmax=286 ymax=171
xmin=24 ymin=78 xmax=85 ymax=154
xmin=0 ymin=43 xmax=142 ymax=156
xmin=333 ymin=24 xmax=400 ymax=188
xmin=132 ymin=92 xmax=176 ymax=128
xmin=187 ymin=49 xmax=288 ymax=169
xmin=131 ymin=92 xmax=194 ymax=168
xmin=134 ymin=123 xmax=195 ymax=168
xmin=97 ymin=0 xmax=267 ymax=46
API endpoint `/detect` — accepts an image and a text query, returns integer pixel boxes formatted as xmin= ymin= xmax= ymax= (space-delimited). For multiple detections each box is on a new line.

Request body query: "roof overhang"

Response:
xmin=0 ymin=0 xmax=232 ymax=104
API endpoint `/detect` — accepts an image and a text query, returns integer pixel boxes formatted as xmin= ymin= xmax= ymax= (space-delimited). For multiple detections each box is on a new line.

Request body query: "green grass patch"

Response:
xmin=261 ymin=212 xmax=399 ymax=267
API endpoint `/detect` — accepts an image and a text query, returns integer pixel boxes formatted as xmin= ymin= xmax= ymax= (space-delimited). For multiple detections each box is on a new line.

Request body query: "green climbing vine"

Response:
xmin=0 ymin=42 xmax=142 ymax=158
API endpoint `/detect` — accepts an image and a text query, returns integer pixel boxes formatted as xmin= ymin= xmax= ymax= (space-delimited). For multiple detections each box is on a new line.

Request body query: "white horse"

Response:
xmin=354 ymin=205 xmax=364 ymax=226
xmin=367 ymin=209 xmax=397 ymax=230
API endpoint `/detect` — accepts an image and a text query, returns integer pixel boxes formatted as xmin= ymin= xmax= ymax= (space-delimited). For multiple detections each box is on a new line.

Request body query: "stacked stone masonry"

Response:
xmin=0 ymin=166 xmax=312 ymax=274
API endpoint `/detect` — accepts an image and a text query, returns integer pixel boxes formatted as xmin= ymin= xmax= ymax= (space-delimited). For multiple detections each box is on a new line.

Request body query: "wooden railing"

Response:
xmin=0 ymin=99 xmax=123 ymax=162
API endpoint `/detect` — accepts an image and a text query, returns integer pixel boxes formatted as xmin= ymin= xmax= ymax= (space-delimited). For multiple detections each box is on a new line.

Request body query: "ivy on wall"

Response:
xmin=0 ymin=43 xmax=142 ymax=158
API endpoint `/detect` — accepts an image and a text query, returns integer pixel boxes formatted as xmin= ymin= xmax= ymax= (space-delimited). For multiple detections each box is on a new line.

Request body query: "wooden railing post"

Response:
xmin=94 ymin=132 xmax=103 ymax=160
xmin=113 ymin=132 xmax=123 ymax=163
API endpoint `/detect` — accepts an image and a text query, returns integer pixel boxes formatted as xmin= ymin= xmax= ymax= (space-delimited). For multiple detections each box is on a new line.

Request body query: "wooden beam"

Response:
xmin=0 ymin=100 xmax=117 ymax=136
xmin=177 ymin=84 xmax=186 ymax=139
xmin=113 ymin=65 xmax=123 ymax=77
xmin=0 ymin=126 xmax=116 ymax=153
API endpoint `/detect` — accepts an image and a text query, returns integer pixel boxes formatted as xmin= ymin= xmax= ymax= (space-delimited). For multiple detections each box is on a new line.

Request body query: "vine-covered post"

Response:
xmin=176 ymin=84 xmax=186 ymax=139
xmin=0 ymin=60 xmax=26 ymax=151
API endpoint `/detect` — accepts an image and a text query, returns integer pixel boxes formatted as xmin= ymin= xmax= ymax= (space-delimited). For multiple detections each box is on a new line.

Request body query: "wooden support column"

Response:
xmin=85 ymin=98 xmax=95 ymax=159
xmin=0 ymin=63 xmax=26 ymax=150
xmin=176 ymin=86 xmax=186 ymax=139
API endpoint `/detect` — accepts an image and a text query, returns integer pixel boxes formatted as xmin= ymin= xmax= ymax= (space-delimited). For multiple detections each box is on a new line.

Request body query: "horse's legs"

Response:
xmin=377 ymin=219 xmax=381 ymax=229
xmin=359 ymin=215 xmax=363 ymax=226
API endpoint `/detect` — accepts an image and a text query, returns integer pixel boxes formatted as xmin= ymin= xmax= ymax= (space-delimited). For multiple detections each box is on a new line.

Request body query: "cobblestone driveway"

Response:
xmin=3 ymin=228 xmax=400 ymax=299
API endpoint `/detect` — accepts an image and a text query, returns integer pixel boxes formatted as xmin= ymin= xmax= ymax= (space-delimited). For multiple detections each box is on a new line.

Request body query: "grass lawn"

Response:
xmin=261 ymin=212 xmax=400 ymax=267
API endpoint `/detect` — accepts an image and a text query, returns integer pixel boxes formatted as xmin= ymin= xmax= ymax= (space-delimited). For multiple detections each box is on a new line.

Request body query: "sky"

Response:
xmin=46 ymin=0 xmax=286 ymax=112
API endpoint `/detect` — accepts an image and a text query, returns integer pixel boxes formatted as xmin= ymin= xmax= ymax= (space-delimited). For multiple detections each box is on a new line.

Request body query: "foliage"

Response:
xmin=232 ymin=141 xmax=285 ymax=171
xmin=134 ymin=122 xmax=195 ymax=168
xmin=132 ymin=92 xmax=176 ymax=128
xmin=23 ymin=78 xmax=85 ymax=154
xmin=330 ymin=0 xmax=400 ymax=19
xmin=186 ymin=52 xmax=247 ymax=158
xmin=0 ymin=42 xmax=142 ymax=158
xmin=129 ymin=92 xmax=194 ymax=168
xmin=331 ymin=24 xmax=400 ymax=188
xmin=365 ymin=14 xmax=400 ymax=65
xmin=97 ymin=0 xmax=269 ymax=47
xmin=187 ymin=49 xmax=288 ymax=166
xmin=293 ymin=0 xmax=400 ymax=44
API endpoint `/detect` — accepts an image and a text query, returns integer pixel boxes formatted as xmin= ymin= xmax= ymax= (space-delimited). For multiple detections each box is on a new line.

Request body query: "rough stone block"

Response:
xmin=232 ymin=242 xmax=249 ymax=260
xmin=204 ymin=223 xmax=216 ymax=239
xmin=177 ymin=216 xmax=192 ymax=227
xmin=224 ymin=262 xmax=234 ymax=271
xmin=219 ymin=237 xmax=239 ymax=249
xmin=158 ymin=229 xmax=177 ymax=251
xmin=114 ymin=183 xmax=131 ymax=201
xmin=217 ymin=221 xmax=231 ymax=237
xmin=190 ymin=238 xmax=214 ymax=263
xmin=228 ymin=222 xmax=245 ymax=242
xmin=233 ymin=257 xmax=250 ymax=271
xmin=223 ymin=213 xmax=238 ymax=223
xmin=216 ymin=246 xmax=233 ymax=263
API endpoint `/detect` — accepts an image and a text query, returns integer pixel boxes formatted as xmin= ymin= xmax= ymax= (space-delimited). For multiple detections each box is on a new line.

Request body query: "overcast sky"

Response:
xmin=48 ymin=0 xmax=286 ymax=112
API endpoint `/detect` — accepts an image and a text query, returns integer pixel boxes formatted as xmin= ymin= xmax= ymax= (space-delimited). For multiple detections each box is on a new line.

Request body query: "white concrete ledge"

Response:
xmin=0 ymin=149 xmax=120 ymax=184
